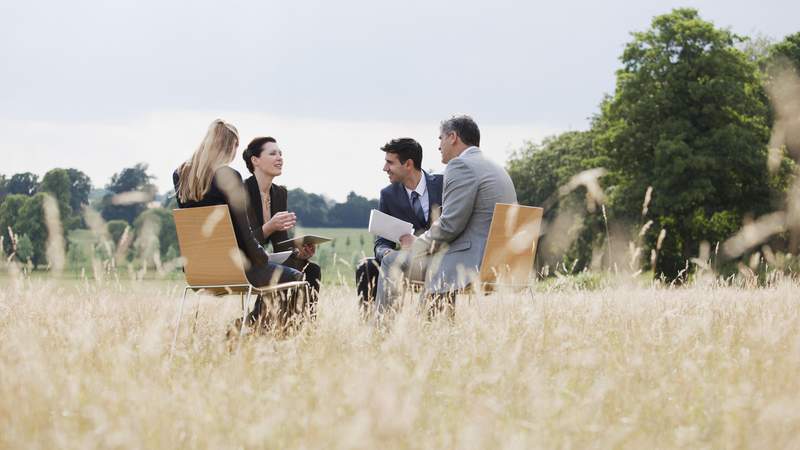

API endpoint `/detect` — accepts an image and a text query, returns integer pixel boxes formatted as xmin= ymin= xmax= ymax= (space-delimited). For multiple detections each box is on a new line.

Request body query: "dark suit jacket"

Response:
xmin=374 ymin=170 xmax=443 ymax=262
xmin=173 ymin=166 xmax=269 ymax=268
xmin=244 ymin=175 xmax=294 ymax=253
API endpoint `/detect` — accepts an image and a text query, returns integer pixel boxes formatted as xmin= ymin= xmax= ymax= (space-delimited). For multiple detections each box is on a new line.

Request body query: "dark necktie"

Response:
xmin=410 ymin=191 xmax=426 ymax=226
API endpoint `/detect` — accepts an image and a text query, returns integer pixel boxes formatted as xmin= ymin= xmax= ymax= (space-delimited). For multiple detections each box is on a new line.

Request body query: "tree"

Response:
xmin=7 ymin=172 xmax=39 ymax=196
xmin=133 ymin=207 xmax=178 ymax=260
xmin=0 ymin=175 xmax=8 ymax=203
xmin=0 ymin=194 xmax=27 ymax=254
xmin=107 ymin=220 xmax=129 ymax=246
xmin=39 ymin=169 xmax=72 ymax=218
xmin=288 ymin=188 xmax=331 ymax=227
xmin=14 ymin=193 xmax=48 ymax=266
xmin=107 ymin=163 xmax=154 ymax=194
xmin=507 ymin=131 xmax=608 ymax=271
xmin=66 ymin=168 xmax=92 ymax=214
xmin=595 ymin=8 xmax=792 ymax=276
xmin=15 ymin=234 xmax=34 ymax=263
xmin=328 ymin=192 xmax=378 ymax=227
xmin=101 ymin=163 xmax=157 ymax=224
xmin=769 ymin=32 xmax=800 ymax=71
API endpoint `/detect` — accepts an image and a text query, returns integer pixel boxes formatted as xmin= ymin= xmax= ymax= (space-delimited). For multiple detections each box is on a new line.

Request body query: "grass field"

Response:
xmin=1 ymin=269 xmax=799 ymax=448
xmin=293 ymin=227 xmax=373 ymax=285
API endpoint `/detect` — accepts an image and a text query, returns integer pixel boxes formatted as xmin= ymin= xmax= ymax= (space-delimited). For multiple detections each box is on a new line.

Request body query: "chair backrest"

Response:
xmin=478 ymin=203 xmax=543 ymax=287
xmin=173 ymin=205 xmax=248 ymax=287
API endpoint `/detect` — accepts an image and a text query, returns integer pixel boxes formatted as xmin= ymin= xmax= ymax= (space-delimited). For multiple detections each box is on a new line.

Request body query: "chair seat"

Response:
xmin=189 ymin=281 xmax=309 ymax=296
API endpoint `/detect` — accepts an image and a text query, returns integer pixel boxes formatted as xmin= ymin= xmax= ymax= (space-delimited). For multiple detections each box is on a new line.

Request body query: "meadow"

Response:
xmin=61 ymin=226 xmax=373 ymax=286
xmin=293 ymin=227 xmax=373 ymax=285
xmin=1 ymin=269 xmax=799 ymax=449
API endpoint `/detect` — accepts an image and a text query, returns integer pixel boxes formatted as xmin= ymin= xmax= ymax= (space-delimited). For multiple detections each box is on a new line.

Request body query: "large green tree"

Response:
xmin=14 ymin=193 xmax=48 ymax=266
xmin=595 ymin=8 xmax=790 ymax=276
xmin=770 ymin=32 xmax=800 ymax=71
xmin=0 ymin=175 xmax=8 ymax=203
xmin=39 ymin=169 xmax=72 ymax=220
xmin=507 ymin=131 xmax=608 ymax=271
xmin=66 ymin=168 xmax=92 ymax=215
xmin=101 ymin=163 xmax=157 ymax=224
xmin=328 ymin=192 xmax=379 ymax=227
xmin=133 ymin=207 xmax=178 ymax=261
xmin=0 ymin=194 xmax=27 ymax=254
xmin=288 ymin=188 xmax=331 ymax=227
xmin=7 ymin=172 xmax=39 ymax=196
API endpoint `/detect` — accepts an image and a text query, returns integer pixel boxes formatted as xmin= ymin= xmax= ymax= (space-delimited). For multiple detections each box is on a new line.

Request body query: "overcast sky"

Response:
xmin=1 ymin=0 xmax=798 ymax=201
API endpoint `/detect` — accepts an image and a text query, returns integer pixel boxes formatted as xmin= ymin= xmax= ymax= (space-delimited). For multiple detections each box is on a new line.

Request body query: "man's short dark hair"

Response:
xmin=242 ymin=136 xmax=277 ymax=173
xmin=440 ymin=115 xmax=480 ymax=147
xmin=381 ymin=138 xmax=423 ymax=170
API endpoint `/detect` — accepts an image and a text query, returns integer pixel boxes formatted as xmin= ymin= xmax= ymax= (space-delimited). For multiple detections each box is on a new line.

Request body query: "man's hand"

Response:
xmin=264 ymin=211 xmax=296 ymax=235
xmin=296 ymin=243 xmax=316 ymax=260
xmin=399 ymin=234 xmax=416 ymax=249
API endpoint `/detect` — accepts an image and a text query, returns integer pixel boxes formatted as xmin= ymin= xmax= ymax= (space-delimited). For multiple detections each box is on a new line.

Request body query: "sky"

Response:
xmin=1 ymin=0 xmax=798 ymax=201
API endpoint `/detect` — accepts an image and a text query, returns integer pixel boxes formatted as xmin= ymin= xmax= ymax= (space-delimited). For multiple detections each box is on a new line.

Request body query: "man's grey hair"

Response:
xmin=440 ymin=115 xmax=481 ymax=147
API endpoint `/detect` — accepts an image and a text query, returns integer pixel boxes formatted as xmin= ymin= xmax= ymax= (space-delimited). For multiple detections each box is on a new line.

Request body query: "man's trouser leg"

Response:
xmin=356 ymin=258 xmax=380 ymax=309
xmin=375 ymin=250 xmax=429 ymax=319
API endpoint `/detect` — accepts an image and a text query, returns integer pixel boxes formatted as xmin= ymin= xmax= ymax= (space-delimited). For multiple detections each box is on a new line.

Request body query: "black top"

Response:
xmin=244 ymin=175 xmax=293 ymax=253
xmin=374 ymin=170 xmax=443 ymax=262
xmin=172 ymin=166 xmax=269 ymax=268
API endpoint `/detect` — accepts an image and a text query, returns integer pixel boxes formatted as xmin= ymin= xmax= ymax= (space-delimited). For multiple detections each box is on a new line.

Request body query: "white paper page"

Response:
xmin=268 ymin=251 xmax=293 ymax=264
xmin=368 ymin=209 xmax=414 ymax=244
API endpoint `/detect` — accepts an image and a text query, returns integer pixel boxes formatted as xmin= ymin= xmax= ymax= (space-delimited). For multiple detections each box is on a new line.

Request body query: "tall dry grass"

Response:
xmin=1 ymin=274 xmax=799 ymax=448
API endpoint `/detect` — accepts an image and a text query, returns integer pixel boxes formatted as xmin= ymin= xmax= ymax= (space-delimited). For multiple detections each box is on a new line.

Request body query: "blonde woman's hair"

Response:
xmin=177 ymin=119 xmax=240 ymax=203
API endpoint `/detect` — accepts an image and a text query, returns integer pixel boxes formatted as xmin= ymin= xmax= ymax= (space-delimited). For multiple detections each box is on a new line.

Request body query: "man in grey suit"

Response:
xmin=375 ymin=115 xmax=517 ymax=318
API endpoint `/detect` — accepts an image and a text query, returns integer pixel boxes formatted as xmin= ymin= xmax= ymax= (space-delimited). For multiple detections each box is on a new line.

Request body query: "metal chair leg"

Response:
xmin=239 ymin=286 xmax=252 ymax=341
xmin=170 ymin=286 xmax=190 ymax=361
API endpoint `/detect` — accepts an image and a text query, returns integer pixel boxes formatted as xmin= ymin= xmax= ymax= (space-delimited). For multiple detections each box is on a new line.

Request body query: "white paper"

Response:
xmin=368 ymin=209 xmax=414 ymax=244
xmin=268 ymin=251 xmax=293 ymax=264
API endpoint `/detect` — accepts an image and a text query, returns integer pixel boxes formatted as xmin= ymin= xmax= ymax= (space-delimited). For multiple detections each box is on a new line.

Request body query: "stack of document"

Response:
xmin=368 ymin=209 xmax=414 ymax=244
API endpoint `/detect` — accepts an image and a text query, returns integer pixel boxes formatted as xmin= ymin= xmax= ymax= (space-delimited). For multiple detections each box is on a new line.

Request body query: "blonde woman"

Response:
xmin=172 ymin=119 xmax=302 ymax=292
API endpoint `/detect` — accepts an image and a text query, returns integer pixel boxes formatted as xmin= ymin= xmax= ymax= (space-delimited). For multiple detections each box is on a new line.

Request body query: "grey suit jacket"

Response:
xmin=413 ymin=146 xmax=517 ymax=293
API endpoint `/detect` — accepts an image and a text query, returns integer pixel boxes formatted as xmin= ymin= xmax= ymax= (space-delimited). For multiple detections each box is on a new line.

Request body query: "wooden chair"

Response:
xmin=404 ymin=203 xmax=543 ymax=304
xmin=171 ymin=205 xmax=309 ymax=356
xmin=475 ymin=203 xmax=543 ymax=298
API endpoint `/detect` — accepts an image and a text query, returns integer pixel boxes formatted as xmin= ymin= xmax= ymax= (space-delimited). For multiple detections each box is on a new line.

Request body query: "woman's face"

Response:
xmin=251 ymin=141 xmax=284 ymax=177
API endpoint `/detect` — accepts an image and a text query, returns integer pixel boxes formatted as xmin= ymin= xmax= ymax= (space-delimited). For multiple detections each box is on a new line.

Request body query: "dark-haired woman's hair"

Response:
xmin=242 ymin=137 xmax=277 ymax=173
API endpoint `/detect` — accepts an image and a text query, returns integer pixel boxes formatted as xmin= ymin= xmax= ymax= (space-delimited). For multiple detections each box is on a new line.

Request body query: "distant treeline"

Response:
xmin=287 ymin=189 xmax=378 ymax=228
xmin=0 ymin=162 xmax=379 ymax=269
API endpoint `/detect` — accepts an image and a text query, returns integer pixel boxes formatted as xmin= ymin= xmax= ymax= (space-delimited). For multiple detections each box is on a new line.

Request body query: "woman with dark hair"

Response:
xmin=242 ymin=136 xmax=322 ymax=312
xmin=172 ymin=120 xmax=304 ymax=329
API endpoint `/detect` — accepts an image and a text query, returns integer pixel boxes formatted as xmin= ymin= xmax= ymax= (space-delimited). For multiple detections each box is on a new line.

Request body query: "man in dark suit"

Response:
xmin=356 ymin=138 xmax=443 ymax=308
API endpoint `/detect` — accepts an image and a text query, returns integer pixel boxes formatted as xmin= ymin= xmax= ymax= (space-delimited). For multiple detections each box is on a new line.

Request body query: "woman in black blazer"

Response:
xmin=173 ymin=121 xmax=304 ymax=332
xmin=242 ymin=136 xmax=322 ymax=311
xmin=173 ymin=120 xmax=301 ymax=286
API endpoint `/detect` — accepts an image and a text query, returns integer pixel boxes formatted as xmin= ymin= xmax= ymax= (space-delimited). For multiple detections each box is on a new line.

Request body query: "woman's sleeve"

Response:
xmin=215 ymin=167 xmax=269 ymax=267
xmin=270 ymin=186 xmax=294 ymax=252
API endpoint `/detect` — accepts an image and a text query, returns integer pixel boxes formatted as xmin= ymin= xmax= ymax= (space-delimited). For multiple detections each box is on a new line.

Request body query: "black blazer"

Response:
xmin=172 ymin=166 xmax=269 ymax=268
xmin=244 ymin=175 xmax=294 ymax=253
xmin=374 ymin=170 xmax=443 ymax=262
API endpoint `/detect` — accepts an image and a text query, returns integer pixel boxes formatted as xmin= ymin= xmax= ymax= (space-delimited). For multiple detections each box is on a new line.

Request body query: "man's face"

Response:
xmin=438 ymin=130 xmax=457 ymax=164
xmin=383 ymin=152 xmax=412 ymax=184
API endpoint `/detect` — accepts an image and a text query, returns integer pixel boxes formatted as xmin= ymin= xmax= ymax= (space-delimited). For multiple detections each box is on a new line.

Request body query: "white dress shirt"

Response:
xmin=404 ymin=172 xmax=430 ymax=222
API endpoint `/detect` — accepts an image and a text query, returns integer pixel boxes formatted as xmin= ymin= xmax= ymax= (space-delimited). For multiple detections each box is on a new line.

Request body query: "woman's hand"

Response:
xmin=263 ymin=211 xmax=296 ymax=235
xmin=296 ymin=243 xmax=316 ymax=260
